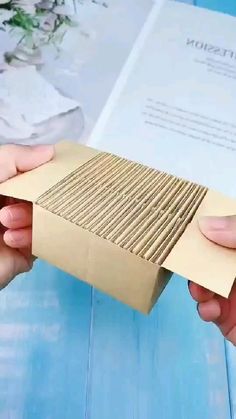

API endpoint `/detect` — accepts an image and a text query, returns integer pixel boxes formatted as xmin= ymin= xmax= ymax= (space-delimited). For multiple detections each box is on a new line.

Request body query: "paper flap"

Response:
xmin=0 ymin=141 xmax=99 ymax=202
xmin=163 ymin=190 xmax=236 ymax=297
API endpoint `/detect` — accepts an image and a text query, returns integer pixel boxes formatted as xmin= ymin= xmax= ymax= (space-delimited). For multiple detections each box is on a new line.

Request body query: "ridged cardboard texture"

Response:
xmin=0 ymin=141 xmax=235 ymax=313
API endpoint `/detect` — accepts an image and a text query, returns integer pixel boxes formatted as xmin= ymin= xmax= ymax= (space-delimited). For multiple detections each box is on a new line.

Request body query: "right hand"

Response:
xmin=189 ymin=215 xmax=236 ymax=345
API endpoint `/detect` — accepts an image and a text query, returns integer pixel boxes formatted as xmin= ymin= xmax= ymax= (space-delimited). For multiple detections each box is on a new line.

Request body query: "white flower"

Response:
xmin=36 ymin=0 xmax=54 ymax=10
xmin=4 ymin=45 xmax=42 ymax=67
xmin=11 ymin=0 xmax=38 ymax=14
xmin=53 ymin=3 xmax=76 ymax=16
xmin=39 ymin=12 xmax=57 ymax=32
xmin=0 ymin=9 xmax=15 ymax=30
xmin=0 ymin=9 xmax=15 ymax=22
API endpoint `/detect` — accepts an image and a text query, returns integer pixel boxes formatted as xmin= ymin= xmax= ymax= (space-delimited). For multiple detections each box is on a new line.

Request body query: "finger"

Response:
xmin=0 ymin=197 xmax=19 ymax=211
xmin=226 ymin=327 xmax=236 ymax=346
xmin=0 ymin=255 xmax=33 ymax=289
xmin=0 ymin=238 xmax=33 ymax=289
xmin=0 ymin=144 xmax=54 ymax=182
xmin=198 ymin=298 xmax=221 ymax=322
xmin=188 ymin=281 xmax=214 ymax=302
xmin=4 ymin=227 xmax=32 ymax=249
xmin=20 ymin=247 xmax=36 ymax=262
xmin=198 ymin=294 xmax=230 ymax=326
xmin=0 ymin=202 xmax=32 ymax=229
xmin=199 ymin=215 xmax=236 ymax=248
xmin=214 ymin=287 xmax=236 ymax=338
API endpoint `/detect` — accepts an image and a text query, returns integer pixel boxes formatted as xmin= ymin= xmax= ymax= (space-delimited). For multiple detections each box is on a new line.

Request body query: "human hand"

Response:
xmin=189 ymin=216 xmax=236 ymax=345
xmin=0 ymin=144 xmax=54 ymax=289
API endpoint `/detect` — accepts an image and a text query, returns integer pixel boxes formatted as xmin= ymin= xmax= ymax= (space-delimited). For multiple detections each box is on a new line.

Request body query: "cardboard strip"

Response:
xmin=0 ymin=142 xmax=99 ymax=202
xmin=163 ymin=190 xmax=236 ymax=297
xmin=37 ymin=150 xmax=206 ymax=269
xmin=33 ymin=204 xmax=170 ymax=313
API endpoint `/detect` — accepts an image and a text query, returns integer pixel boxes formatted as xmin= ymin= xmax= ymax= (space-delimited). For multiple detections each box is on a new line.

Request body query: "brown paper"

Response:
xmin=0 ymin=141 xmax=99 ymax=202
xmin=0 ymin=140 xmax=235 ymax=313
xmin=163 ymin=190 xmax=236 ymax=297
xmin=33 ymin=205 xmax=170 ymax=313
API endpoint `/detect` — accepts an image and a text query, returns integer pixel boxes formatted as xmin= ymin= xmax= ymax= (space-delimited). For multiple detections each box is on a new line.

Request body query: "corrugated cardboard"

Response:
xmin=0 ymin=141 xmax=235 ymax=313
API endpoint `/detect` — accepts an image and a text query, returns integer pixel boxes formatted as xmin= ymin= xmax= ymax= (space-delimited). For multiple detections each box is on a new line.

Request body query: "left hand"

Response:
xmin=189 ymin=215 xmax=236 ymax=345
xmin=0 ymin=144 xmax=54 ymax=289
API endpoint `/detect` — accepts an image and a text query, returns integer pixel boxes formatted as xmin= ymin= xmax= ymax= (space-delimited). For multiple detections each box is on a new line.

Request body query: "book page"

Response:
xmin=89 ymin=1 xmax=236 ymax=199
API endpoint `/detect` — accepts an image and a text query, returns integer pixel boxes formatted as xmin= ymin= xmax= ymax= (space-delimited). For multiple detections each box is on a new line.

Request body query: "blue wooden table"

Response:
xmin=0 ymin=1 xmax=236 ymax=418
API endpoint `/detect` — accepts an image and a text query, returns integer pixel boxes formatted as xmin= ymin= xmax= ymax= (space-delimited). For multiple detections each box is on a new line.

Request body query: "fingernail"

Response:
xmin=4 ymin=231 xmax=24 ymax=245
xmin=3 ymin=230 xmax=25 ymax=248
xmin=0 ymin=208 xmax=14 ymax=225
xmin=0 ymin=206 xmax=22 ymax=225
xmin=198 ymin=299 xmax=221 ymax=322
xmin=199 ymin=216 xmax=232 ymax=232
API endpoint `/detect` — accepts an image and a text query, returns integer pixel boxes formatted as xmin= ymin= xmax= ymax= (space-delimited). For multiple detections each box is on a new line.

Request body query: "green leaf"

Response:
xmin=7 ymin=9 xmax=39 ymax=32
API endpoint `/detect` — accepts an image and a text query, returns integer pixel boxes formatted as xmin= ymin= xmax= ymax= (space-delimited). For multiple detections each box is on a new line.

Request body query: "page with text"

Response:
xmin=89 ymin=1 xmax=236 ymax=198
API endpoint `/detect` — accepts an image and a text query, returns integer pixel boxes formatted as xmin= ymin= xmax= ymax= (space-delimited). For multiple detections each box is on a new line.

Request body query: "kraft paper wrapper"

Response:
xmin=0 ymin=141 xmax=235 ymax=313
xmin=0 ymin=142 xmax=98 ymax=202
xmin=163 ymin=190 xmax=236 ymax=298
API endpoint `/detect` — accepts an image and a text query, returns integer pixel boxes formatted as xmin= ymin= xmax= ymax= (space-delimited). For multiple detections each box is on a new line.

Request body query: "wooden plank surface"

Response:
xmin=88 ymin=276 xmax=230 ymax=419
xmin=197 ymin=0 xmax=236 ymax=14
xmin=0 ymin=262 xmax=92 ymax=418
xmin=226 ymin=343 xmax=236 ymax=419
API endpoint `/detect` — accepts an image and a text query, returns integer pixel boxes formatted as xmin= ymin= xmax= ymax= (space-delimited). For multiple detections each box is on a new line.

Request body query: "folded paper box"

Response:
xmin=0 ymin=141 xmax=236 ymax=313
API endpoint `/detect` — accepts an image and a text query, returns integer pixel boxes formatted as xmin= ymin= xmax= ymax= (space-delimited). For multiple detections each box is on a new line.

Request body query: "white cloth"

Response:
xmin=0 ymin=66 xmax=82 ymax=142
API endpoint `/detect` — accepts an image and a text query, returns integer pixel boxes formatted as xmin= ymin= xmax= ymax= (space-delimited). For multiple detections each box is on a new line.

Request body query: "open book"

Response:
xmin=89 ymin=0 xmax=236 ymax=200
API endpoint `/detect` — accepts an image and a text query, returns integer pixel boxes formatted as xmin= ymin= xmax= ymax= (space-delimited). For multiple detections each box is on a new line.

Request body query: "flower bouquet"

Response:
xmin=0 ymin=0 xmax=107 ymax=67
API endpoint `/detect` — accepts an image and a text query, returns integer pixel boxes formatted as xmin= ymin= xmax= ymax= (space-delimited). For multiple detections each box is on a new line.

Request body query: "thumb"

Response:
xmin=0 ymin=144 xmax=55 ymax=182
xmin=0 ymin=238 xmax=33 ymax=290
xmin=199 ymin=215 xmax=236 ymax=249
